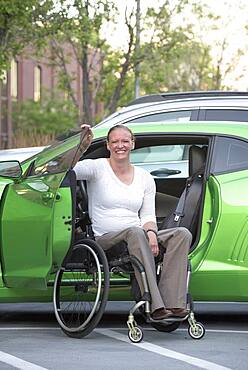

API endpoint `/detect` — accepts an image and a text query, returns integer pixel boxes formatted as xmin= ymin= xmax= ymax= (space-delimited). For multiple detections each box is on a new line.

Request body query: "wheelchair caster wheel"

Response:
xmin=188 ymin=322 xmax=205 ymax=339
xmin=128 ymin=326 xmax=143 ymax=343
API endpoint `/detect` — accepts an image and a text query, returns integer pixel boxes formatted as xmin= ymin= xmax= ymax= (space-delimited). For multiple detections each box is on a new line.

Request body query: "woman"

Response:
xmin=74 ymin=124 xmax=191 ymax=320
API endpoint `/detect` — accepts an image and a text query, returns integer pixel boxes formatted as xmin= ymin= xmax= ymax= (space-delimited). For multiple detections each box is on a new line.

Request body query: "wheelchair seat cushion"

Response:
xmin=105 ymin=241 xmax=129 ymax=261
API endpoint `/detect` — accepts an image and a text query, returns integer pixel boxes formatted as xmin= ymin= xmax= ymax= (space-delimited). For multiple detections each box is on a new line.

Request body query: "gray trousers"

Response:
xmin=96 ymin=226 xmax=192 ymax=312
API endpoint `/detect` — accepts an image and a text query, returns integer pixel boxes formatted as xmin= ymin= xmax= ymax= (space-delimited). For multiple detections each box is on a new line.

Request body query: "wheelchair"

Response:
xmin=52 ymin=180 xmax=205 ymax=342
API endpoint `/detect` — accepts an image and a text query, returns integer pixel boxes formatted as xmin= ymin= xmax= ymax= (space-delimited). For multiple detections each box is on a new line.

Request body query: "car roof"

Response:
xmin=97 ymin=92 xmax=248 ymax=128
xmin=127 ymin=91 xmax=248 ymax=106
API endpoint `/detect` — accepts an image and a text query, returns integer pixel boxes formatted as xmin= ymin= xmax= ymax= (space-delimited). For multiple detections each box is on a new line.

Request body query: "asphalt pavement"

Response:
xmin=0 ymin=302 xmax=247 ymax=370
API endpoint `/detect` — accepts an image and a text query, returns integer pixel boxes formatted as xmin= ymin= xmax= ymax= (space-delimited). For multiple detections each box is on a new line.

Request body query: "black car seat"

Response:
xmin=160 ymin=145 xmax=207 ymax=242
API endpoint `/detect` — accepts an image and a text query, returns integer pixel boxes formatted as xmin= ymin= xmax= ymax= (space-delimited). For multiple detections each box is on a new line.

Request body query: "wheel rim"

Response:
xmin=189 ymin=323 xmax=205 ymax=339
xmin=129 ymin=327 xmax=143 ymax=342
xmin=53 ymin=244 xmax=102 ymax=333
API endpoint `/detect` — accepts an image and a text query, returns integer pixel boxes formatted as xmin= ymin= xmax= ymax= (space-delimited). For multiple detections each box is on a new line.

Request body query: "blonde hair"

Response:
xmin=107 ymin=125 xmax=134 ymax=142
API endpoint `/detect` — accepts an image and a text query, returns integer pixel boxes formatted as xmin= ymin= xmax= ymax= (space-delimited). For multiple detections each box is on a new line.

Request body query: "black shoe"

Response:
xmin=151 ymin=308 xmax=172 ymax=320
xmin=168 ymin=308 xmax=189 ymax=318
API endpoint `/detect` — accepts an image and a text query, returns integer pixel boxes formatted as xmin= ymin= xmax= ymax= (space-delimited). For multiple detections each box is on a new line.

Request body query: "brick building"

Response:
xmin=0 ymin=45 xmax=103 ymax=149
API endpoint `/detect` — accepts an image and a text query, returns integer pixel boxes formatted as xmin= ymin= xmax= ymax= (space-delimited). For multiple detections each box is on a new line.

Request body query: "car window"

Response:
xmin=131 ymin=145 xmax=185 ymax=163
xmin=212 ymin=137 xmax=248 ymax=174
xmin=29 ymin=147 xmax=79 ymax=176
xmin=128 ymin=110 xmax=192 ymax=124
xmin=204 ymin=109 xmax=248 ymax=122
xmin=130 ymin=144 xmax=189 ymax=178
xmin=27 ymin=129 xmax=90 ymax=177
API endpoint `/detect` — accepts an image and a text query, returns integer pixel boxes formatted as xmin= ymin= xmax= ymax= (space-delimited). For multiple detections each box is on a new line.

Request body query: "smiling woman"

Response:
xmin=74 ymin=124 xmax=192 ymax=328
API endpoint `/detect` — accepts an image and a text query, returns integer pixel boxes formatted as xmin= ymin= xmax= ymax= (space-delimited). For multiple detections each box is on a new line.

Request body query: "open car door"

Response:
xmin=0 ymin=128 xmax=90 ymax=289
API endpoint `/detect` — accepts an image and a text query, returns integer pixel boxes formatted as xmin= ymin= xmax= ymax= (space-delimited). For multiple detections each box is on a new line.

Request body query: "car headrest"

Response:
xmin=189 ymin=145 xmax=207 ymax=177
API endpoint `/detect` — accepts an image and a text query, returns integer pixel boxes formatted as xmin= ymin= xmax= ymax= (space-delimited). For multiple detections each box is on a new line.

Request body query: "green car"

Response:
xmin=0 ymin=121 xmax=248 ymax=329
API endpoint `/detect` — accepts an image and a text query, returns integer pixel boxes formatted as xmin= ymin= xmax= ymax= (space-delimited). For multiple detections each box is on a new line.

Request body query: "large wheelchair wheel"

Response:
xmin=53 ymin=239 xmax=109 ymax=338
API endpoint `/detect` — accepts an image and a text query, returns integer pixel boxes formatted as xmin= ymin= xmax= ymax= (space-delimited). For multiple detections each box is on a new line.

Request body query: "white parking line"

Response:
xmin=96 ymin=329 xmax=233 ymax=370
xmin=0 ymin=350 xmax=48 ymax=370
xmin=0 ymin=326 xmax=248 ymax=334
xmin=0 ymin=327 xmax=58 ymax=330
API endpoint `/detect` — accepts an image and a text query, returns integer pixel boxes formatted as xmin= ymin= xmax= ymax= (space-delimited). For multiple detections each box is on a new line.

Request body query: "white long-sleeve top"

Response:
xmin=74 ymin=158 xmax=156 ymax=236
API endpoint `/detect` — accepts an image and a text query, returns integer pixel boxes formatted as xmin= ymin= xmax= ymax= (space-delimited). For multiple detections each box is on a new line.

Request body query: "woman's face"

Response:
xmin=107 ymin=128 xmax=134 ymax=161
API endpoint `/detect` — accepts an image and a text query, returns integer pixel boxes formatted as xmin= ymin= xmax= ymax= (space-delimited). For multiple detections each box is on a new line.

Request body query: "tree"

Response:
xmin=1 ymin=0 xmax=223 ymax=128
xmin=0 ymin=0 xmax=53 ymax=77
xmin=44 ymin=0 xmax=116 ymax=123
xmin=39 ymin=1 xmax=215 ymax=120
xmin=12 ymin=93 xmax=78 ymax=147
xmin=193 ymin=0 xmax=248 ymax=90
xmin=38 ymin=0 xmax=140 ymax=120
xmin=136 ymin=1 xmax=216 ymax=94
xmin=98 ymin=0 xmax=217 ymax=110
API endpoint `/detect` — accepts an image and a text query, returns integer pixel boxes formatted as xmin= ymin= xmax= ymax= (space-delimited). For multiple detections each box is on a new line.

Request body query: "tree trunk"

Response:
xmin=81 ymin=0 xmax=92 ymax=124
xmin=81 ymin=47 xmax=92 ymax=124
xmin=107 ymin=17 xmax=134 ymax=114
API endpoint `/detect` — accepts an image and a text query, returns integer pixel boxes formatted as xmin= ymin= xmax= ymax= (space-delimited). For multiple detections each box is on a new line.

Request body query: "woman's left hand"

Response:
xmin=148 ymin=233 xmax=159 ymax=256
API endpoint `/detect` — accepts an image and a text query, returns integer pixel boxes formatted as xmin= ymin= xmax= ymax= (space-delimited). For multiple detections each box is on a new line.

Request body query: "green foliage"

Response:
xmin=0 ymin=0 xmax=53 ymax=77
xmin=12 ymin=95 xmax=78 ymax=136
xmin=44 ymin=0 xmax=117 ymax=121
xmin=97 ymin=0 xmax=217 ymax=111
xmin=135 ymin=1 xmax=216 ymax=94
xmin=0 ymin=0 xmax=227 ymax=126
xmin=140 ymin=40 xmax=215 ymax=93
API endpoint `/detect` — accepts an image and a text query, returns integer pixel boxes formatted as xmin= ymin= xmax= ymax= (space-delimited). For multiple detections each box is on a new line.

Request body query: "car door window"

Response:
xmin=27 ymin=129 xmax=90 ymax=177
xmin=212 ymin=137 xmax=248 ymax=174
xmin=128 ymin=110 xmax=192 ymax=123
xmin=30 ymin=146 xmax=80 ymax=176
xmin=130 ymin=144 xmax=189 ymax=178
xmin=203 ymin=109 xmax=248 ymax=122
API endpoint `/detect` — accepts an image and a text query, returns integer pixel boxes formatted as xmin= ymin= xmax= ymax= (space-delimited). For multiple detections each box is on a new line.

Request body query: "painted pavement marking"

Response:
xmin=0 ymin=326 xmax=248 ymax=335
xmin=0 ymin=350 xmax=48 ymax=370
xmin=96 ymin=328 xmax=233 ymax=370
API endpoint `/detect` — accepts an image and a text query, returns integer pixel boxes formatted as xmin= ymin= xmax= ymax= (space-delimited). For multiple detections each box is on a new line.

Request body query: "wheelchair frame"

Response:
xmin=52 ymin=180 xmax=205 ymax=341
xmin=53 ymin=236 xmax=205 ymax=341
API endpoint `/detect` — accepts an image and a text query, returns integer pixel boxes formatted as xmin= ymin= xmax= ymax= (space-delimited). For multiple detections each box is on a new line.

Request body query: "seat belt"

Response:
xmin=173 ymin=167 xmax=204 ymax=224
xmin=173 ymin=179 xmax=190 ymax=223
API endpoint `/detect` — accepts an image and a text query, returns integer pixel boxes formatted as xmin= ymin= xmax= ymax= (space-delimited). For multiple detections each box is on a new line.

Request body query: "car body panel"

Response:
xmin=1 ymin=172 xmax=68 ymax=289
xmin=190 ymin=173 xmax=248 ymax=301
xmin=0 ymin=178 xmax=13 ymax=201
xmin=0 ymin=128 xmax=90 ymax=290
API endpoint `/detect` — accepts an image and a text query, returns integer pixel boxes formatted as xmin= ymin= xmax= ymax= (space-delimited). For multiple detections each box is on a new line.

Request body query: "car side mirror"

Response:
xmin=0 ymin=161 xmax=22 ymax=178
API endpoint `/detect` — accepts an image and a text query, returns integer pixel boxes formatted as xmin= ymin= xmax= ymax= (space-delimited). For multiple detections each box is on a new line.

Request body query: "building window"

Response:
xmin=0 ymin=71 xmax=8 ymax=148
xmin=34 ymin=66 xmax=41 ymax=102
xmin=1 ymin=70 xmax=8 ymax=98
xmin=10 ymin=59 xmax=18 ymax=99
